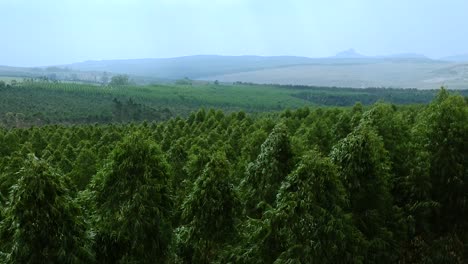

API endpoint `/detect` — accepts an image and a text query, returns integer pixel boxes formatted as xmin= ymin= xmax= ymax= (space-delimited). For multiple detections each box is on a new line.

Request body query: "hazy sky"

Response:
xmin=1 ymin=0 xmax=467 ymax=66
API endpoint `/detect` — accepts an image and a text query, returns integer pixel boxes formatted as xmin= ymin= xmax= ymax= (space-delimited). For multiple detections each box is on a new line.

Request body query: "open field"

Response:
xmin=204 ymin=61 xmax=468 ymax=89
xmin=0 ymin=76 xmax=24 ymax=84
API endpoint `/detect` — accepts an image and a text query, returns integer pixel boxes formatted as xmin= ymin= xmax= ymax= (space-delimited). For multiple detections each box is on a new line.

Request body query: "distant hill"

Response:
xmin=383 ymin=53 xmax=429 ymax=59
xmin=64 ymin=54 xmax=444 ymax=80
xmin=203 ymin=59 xmax=467 ymax=90
xmin=331 ymin=49 xmax=367 ymax=59
xmin=0 ymin=65 xmax=43 ymax=77
xmin=1 ymin=54 xmax=467 ymax=89
xmin=441 ymin=54 xmax=468 ymax=62
xmin=66 ymin=55 xmax=320 ymax=79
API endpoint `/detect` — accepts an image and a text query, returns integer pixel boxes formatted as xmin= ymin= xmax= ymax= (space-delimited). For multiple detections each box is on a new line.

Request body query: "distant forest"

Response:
xmin=1 ymin=79 xmax=466 ymax=127
xmin=0 ymin=86 xmax=466 ymax=263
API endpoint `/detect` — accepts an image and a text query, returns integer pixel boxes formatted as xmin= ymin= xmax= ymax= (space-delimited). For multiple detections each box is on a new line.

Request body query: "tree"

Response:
xmin=424 ymin=89 xmax=468 ymax=234
xmin=331 ymin=124 xmax=397 ymax=263
xmin=167 ymin=138 xmax=189 ymax=226
xmin=68 ymin=148 xmax=97 ymax=190
xmin=31 ymin=129 xmax=47 ymax=156
xmin=241 ymin=152 xmax=365 ymax=263
xmin=88 ymin=133 xmax=173 ymax=263
xmin=177 ymin=151 xmax=240 ymax=263
xmin=303 ymin=118 xmax=334 ymax=154
xmin=109 ymin=75 xmax=129 ymax=86
xmin=0 ymin=155 xmax=93 ymax=263
xmin=101 ymin=72 xmax=109 ymax=85
xmin=240 ymin=129 xmax=268 ymax=162
xmin=183 ymin=144 xmax=210 ymax=182
xmin=175 ymin=77 xmax=192 ymax=85
xmin=360 ymin=103 xmax=411 ymax=191
xmin=395 ymin=89 xmax=468 ymax=263
xmin=0 ymin=143 xmax=34 ymax=202
xmin=240 ymin=123 xmax=293 ymax=218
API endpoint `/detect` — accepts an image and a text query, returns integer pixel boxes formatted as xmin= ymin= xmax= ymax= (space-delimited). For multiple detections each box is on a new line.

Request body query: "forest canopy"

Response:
xmin=0 ymin=88 xmax=466 ymax=263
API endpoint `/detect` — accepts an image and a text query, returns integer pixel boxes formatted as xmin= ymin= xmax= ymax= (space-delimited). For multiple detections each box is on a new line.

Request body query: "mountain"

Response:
xmin=1 ymin=54 xmax=467 ymax=89
xmin=384 ymin=53 xmax=428 ymax=59
xmin=66 ymin=55 xmax=319 ymax=80
xmin=441 ymin=54 xmax=468 ymax=62
xmin=65 ymin=53 xmax=433 ymax=80
xmin=331 ymin=49 xmax=367 ymax=59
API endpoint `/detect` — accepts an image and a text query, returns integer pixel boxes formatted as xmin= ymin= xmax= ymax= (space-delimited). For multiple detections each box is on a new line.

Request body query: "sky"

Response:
xmin=0 ymin=0 xmax=467 ymax=67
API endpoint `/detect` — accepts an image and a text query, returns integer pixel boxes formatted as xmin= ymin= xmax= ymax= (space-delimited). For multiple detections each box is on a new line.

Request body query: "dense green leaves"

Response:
xmin=0 ymin=155 xmax=93 ymax=263
xmin=241 ymin=123 xmax=293 ymax=217
xmin=88 ymin=133 xmax=173 ymax=263
xmin=243 ymin=152 xmax=365 ymax=263
xmin=2 ymin=81 xmax=463 ymax=127
xmin=331 ymin=124 xmax=398 ymax=262
xmin=425 ymin=91 xmax=468 ymax=232
xmin=331 ymin=124 xmax=392 ymax=218
xmin=0 ymin=88 xmax=466 ymax=263
xmin=177 ymin=152 xmax=240 ymax=263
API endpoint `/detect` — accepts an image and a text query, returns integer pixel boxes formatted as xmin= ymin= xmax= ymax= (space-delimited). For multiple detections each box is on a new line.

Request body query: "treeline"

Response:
xmin=247 ymin=82 xmax=468 ymax=106
xmin=292 ymin=88 xmax=439 ymax=106
xmin=0 ymin=89 xmax=466 ymax=263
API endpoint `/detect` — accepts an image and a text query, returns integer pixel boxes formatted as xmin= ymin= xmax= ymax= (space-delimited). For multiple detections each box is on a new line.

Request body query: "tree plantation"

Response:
xmin=0 ymin=88 xmax=467 ymax=263
xmin=2 ymin=80 xmax=467 ymax=127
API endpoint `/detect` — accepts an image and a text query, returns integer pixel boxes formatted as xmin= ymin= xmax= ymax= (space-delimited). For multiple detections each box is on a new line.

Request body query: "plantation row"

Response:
xmin=0 ymin=89 xmax=466 ymax=263
xmin=2 ymin=80 xmax=465 ymax=128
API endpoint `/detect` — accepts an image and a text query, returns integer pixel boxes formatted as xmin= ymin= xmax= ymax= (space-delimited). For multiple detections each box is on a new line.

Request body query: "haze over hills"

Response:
xmin=1 ymin=50 xmax=468 ymax=89
xmin=65 ymin=55 xmax=318 ymax=80
xmin=441 ymin=54 xmax=468 ymax=62
xmin=331 ymin=49 xmax=367 ymax=59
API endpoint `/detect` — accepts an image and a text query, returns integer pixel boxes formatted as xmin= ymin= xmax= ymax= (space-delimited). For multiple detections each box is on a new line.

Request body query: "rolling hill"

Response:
xmin=63 ymin=53 xmax=468 ymax=89
xmin=203 ymin=59 xmax=468 ymax=89
xmin=1 ymin=51 xmax=468 ymax=89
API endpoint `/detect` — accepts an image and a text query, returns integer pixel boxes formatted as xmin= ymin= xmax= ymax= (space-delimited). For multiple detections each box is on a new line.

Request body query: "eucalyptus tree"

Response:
xmin=331 ymin=124 xmax=397 ymax=263
xmin=241 ymin=123 xmax=293 ymax=218
xmin=424 ymin=89 xmax=468 ymax=233
xmin=177 ymin=151 xmax=240 ymax=263
xmin=68 ymin=147 xmax=97 ymax=190
xmin=241 ymin=152 xmax=365 ymax=263
xmin=88 ymin=133 xmax=173 ymax=263
xmin=0 ymin=155 xmax=93 ymax=263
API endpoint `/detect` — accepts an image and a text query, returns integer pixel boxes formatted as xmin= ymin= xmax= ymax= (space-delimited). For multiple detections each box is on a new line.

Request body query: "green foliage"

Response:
xmin=2 ymin=81 xmax=462 ymax=127
xmin=0 ymin=142 xmax=33 ymax=201
xmin=241 ymin=123 xmax=293 ymax=217
xmin=109 ymin=74 xmax=130 ymax=86
xmin=88 ymin=133 xmax=173 ymax=263
xmin=112 ymin=97 xmax=166 ymax=122
xmin=242 ymin=152 xmax=365 ymax=263
xmin=427 ymin=91 xmax=467 ymax=228
xmin=331 ymin=124 xmax=397 ymax=263
xmin=68 ymin=148 xmax=97 ymax=190
xmin=177 ymin=152 xmax=240 ymax=263
xmin=0 ymin=88 xmax=466 ymax=263
xmin=331 ymin=124 xmax=391 ymax=218
xmin=0 ymin=155 xmax=93 ymax=263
